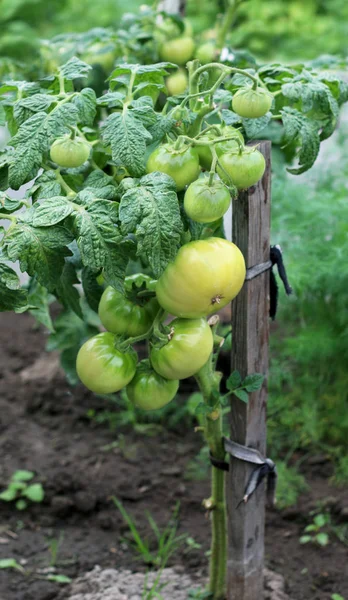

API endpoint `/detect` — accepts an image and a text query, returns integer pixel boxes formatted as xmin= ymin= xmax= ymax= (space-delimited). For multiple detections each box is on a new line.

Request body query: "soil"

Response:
xmin=0 ymin=312 xmax=347 ymax=600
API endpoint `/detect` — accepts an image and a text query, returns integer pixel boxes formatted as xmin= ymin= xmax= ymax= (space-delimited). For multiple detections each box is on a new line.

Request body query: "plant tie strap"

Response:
xmin=245 ymin=244 xmax=292 ymax=319
xmin=209 ymin=439 xmax=277 ymax=507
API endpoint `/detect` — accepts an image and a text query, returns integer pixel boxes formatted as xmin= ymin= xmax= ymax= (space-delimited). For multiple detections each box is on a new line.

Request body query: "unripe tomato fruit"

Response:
xmin=156 ymin=237 xmax=246 ymax=318
xmin=195 ymin=42 xmax=216 ymax=64
xmin=166 ymin=69 xmax=188 ymax=96
xmin=50 ymin=136 xmax=90 ymax=168
xmin=184 ymin=175 xmax=231 ymax=223
xmin=147 ymin=144 xmax=200 ymax=191
xmin=159 ymin=37 xmax=195 ymax=66
xmin=127 ymin=360 xmax=179 ymax=410
xmin=218 ymin=147 xmax=265 ymax=190
xmin=150 ymin=318 xmax=213 ymax=380
xmin=76 ymin=332 xmax=137 ymax=394
xmin=98 ymin=274 xmax=159 ymax=337
xmin=196 ymin=126 xmax=244 ymax=171
xmin=232 ymin=87 xmax=273 ymax=119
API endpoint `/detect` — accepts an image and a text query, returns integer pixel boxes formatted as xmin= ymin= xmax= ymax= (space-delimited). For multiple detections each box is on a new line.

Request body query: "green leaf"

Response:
xmin=280 ymin=107 xmax=320 ymax=175
xmin=60 ymin=345 xmax=80 ymax=386
xmin=73 ymin=199 xmax=121 ymax=271
xmin=233 ymin=389 xmax=249 ymax=403
xmin=15 ymin=499 xmax=27 ymax=510
xmin=316 ymin=532 xmax=329 ymax=546
xmin=13 ymin=94 xmax=56 ymax=126
xmin=59 ymin=56 xmax=92 ymax=80
xmin=314 ymin=514 xmax=327 ymax=528
xmin=331 ymin=594 xmax=345 ymax=600
xmin=0 ymin=193 xmax=23 ymax=214
xmin=101 ymin=108 xmax=152 ymax=177
xmin=8 ymin=104 xmax=79 ymax=189
xmin=47 ymin=574 xmax=72 ymax=584
xmin=32 ymin=196 xmax=75 ymax=227
xmin=226 ymin=370 xmax=242 ymax=391
xmin=4 ymin=223 xmax=73 ymax=290
xmin=0 ymin=488 xmax=18 ymax=501
xmin=299 ymin=535 xmax=312 ymax=544
xmin=242 ymin=113 xmax=272 ymax=138
xmin=81 ymin=267 xmax=103 ymax=312
xmin=12 ymin=470 xmax=34 ymax=481
xmin=195 ymin=403 xmax=211 ymax=416
xmin=0 ymin=558 xmax=24 ymax=573
xmin=221 ymin=109 xmax=242 ymax=126
xmin=242 ymin=373 xmax=264 ymax=392
xmin=0 ymin=261 xmax=28 ymax=312
xmin=29 ymin=171 xmax=62 ymax=201
xmin=55 ymin=261 xmax=82 ymax=318
xmin=119 ymin=171 xmax=182 ymax=277
xmin=96 ymin=91 xmax=125 ymax=108
xmin=84 ymin=170 xmax=118 ymax=200
xmin=103 ymin=240 xmax=135 ymax=292
xmin=47 ymin=309 xmax=98 ymax=353
xmin=28 ymin=278 xmax=54 ymax=332
xmin=72 ymin=87 xmax=97 ymax=126
xmin=22 ymin=483 xmax=44 ymax=503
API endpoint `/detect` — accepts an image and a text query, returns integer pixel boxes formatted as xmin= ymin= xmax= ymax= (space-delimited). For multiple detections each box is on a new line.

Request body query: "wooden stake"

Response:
xmin=227 ymin=141 xmax=271 ymax=600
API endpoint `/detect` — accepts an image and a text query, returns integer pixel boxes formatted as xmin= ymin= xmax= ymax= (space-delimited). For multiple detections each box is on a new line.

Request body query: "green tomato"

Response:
xmin=82 ymin=42 xmax=116 ymax=72
xmin=50 ymin=136 xmax=90 ymax=168
xmin=159 ymin=36 xmax=195 ymax=66
xmin=166 ymin=69 xmax=188 ymax=96
xmin=196 ymin=126 xmax=244 ymax=170
xmin=195 ymin=42 xmax=216 ymax=64
xmin=184 ymin=175 xmax=231 ymax=223
xmin=156 ymin=237 xmax=246 ymax=318
xmin=232 ymin=87 xmax=273 ymax=119
xmin=217 ymin=147 xmax=266 ymax=190
xmin=126 ymin=360 xmax=179 ymax=410
xmin=147 ymin=144 xmax=200 ymax=192
xmin=76 ymin=332 xmax=137 ymax=394
xmin=150 ymin=318 xmax=213 ymax=380
xmin=98 ymin=274 xmax=159 ymax=337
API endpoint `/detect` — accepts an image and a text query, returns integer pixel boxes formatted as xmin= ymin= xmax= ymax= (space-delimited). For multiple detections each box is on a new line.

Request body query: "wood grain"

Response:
xmin=226 ymin=141 xmax=271 ymax=600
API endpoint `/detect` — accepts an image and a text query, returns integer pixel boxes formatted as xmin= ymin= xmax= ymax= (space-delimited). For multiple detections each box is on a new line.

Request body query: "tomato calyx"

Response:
xmin=124 ymin=274 xmax=157 ymax=307
xmin=211 ymin=294 xmax=224 ymax=306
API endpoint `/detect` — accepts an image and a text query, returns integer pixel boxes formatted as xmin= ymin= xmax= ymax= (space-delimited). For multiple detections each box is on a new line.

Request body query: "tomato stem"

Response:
xmin=54 ymin=169 xmax=76 ymax=197
xmin=195 ymin=356 xmax=227 ymax=600
xmin=0 ymin=213 xmax=17 ymax=222
xmin=216 ymin=0 xmax=242 ymax=50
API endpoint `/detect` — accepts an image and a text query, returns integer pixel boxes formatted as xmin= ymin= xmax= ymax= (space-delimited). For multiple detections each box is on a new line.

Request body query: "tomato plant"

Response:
xmin=76 ymin=332 xmax=137 ymax=394
xmin=218 ymin=147 xmax=266 ymax=189
xmin=159 ymin=36 xmax=195 ymax=66
xmin=98 ymin=274 xmax=159 ymax=337
xmin=147 ymin=143 xmax=200 ymax=191
xmin=184 ymin=175 xmax=231 ymax=223
xmin=150 ymin=317 xmax=214 ymax=380
xmin=126 ymin=360 xmax=179 ymax=411
xmin=50 ymin=135 xmax=91 ymax=168
xmin=0 ymin=7 xmax=347 ymax=597
xmin=166 ymin=69 xmax=188 ymax=96
xmin=156 ymin=238 xmax=246 ymax=318
xmin=232 ymin=86 xmax=273 ymax=118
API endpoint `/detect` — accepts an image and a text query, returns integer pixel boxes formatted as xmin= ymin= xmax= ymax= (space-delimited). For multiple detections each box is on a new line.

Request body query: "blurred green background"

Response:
xmin=1 ymin=0 xmax=348 ymax=62
xmin=1 ymin=0 xmax=347 ymax=503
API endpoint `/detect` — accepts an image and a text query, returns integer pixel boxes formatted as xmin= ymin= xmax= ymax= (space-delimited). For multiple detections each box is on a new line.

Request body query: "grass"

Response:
xmin=268 ymin=107 xmax=348 ymax=483
xmin=113 ymin=498 xmax=186 ymax=568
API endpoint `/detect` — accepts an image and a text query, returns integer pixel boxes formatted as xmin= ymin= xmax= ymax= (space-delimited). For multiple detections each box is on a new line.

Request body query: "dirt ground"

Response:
xmin=0 ymin=312 xmax=347 ymax=600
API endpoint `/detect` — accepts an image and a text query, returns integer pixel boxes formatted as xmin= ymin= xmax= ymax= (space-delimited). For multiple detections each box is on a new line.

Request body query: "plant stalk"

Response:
xmin=195 ymin=360 xmax=227 ymax=600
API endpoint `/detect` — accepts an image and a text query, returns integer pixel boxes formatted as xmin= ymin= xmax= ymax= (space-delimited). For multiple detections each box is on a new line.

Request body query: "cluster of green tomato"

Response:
xmin=75 ymin=238 xmax=246 ymax=411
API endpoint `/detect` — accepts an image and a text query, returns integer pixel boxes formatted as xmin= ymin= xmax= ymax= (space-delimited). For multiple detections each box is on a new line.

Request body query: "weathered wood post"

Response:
xmin=227 ymin=141 xmax=271 ymax=600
